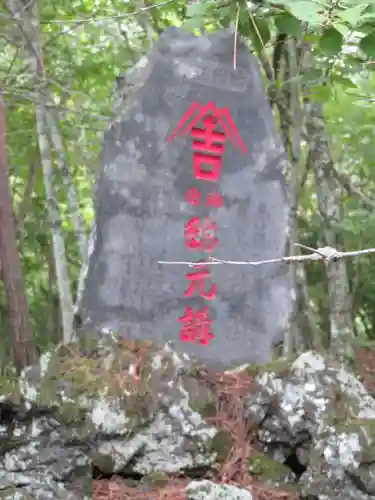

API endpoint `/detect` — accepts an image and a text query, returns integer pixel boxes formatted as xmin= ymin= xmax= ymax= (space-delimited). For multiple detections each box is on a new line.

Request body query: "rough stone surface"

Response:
xmin=76 ymin=26 xmax=292 ymax=369
xmin=246 ymin=351 xmax=375 ymax=500
xmin=185 ymin=479 xmax=253 ymax=500
xmin=0 ymin=337 xmax=218 ymax=499
xmin=2 ymin=338 xmax=375 ymax=500
xmin=0 ymin=389 xmax=91 ymax=497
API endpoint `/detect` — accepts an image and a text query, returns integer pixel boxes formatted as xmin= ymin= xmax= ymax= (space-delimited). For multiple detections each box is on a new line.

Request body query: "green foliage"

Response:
xmin=274 ymin=12 xmax=302 ymax=37
xmin=247 ymin=17 xmax=271 ymax=53
xmin=359 ymin=31 xmax=375 ymax=58
xmin=337 ymin=4 xmax=368 ymax=26
xmin=319 ymin=28 xmax=344 ymax=56
xmin=307 ymin=84 xmax=332 ymax=103
xmin=288 ymin=1 xmax=324 ymax=25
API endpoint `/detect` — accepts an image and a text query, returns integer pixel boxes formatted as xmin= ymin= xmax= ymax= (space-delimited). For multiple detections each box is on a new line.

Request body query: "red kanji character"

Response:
xmin=185 ymin=265 xmax=217 ymax=300
xmin=193 ymin=152 xmax=223 ymax=182
xmin=205 ymin=192 xmax=224 ymax=208
xmin=191 ymin=115 xmax=226 ymax=182
xmin=185 ymin=187 xmax=201 ymax=206
xmin=168 ymin=102 xmax=247 ymax=154
xmin=191 ymin=115 xmax=226 ymax=155
xmin=178 ymin=306 xmax=215 ymax=345
xmin=184 ymin=217 xmax=218 ymax=252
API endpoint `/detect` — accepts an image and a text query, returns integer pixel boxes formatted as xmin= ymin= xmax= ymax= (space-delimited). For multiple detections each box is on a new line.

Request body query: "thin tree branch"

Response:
xmin=158 ymin=245 xmax=375 ymax=267
xmin=0 ymin=0 xmax=177 ymax=24
xmin=333 ymin=167 xmax=375 ymax=211
xmin=233 ymin=3 xmax=240 ymax=71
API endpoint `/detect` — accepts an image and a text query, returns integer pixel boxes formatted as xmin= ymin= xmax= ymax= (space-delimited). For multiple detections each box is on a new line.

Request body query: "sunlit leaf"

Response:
xmin=337 ymin=5 xmax=368 ymax=26
xmin=333 ymin=22 xmax=350 ymax=37
xmin=303 ymin=33 xmax=320 ymax=45
xmin=289 ymin=1 xmax=323 ymax=24
xmin=185 ymin=1 xmax=211 ymax=18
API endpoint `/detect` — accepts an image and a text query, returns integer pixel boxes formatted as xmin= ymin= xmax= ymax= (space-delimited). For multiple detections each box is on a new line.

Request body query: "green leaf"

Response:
xmin=185 ymin=1 xmax=211 ymax=18
xmin=182 ymin=17 xmax=205 ymax=31
xmin=359 ymin=31 xmax=375 ymax=58
xmin=218 ymin=5 xmax=231 ymax=17
xmin=359 ymin=13 xmax=375 ymax=23
xmin=301 ymin=68 xmax=325 ymax=85
xmin=357 ymin=20 xmax=375 ymax=34
xmin=331 ymin=74 xmax=357 ymax=89
xmin=319 ymin=27 xmax=344 ymax=56
xmin=347 ymin=0 xmax=375 ymax=3
xmin=289 ymin=1 xmax=323 ymax=24
xmin=183 ymin=1 xmax=212 ymax=31
xmin=308 ymin=84 xmax=332 ymax=103
xmin=333 ymin=22 xmax=350 ymax=37
xmin=337 ymin=5 xmax=367 ymax=26
xmin=274 ymin=12 xmax=302 ymax=36
xmin=247 ymin=17 xmax=271 ymax=53
xmin=303 ymin=33 xmax=320 ymax=45
xmin=345 ymin=54 xmax=367 ymax=66
xmin=219 ymin=7 xmax=231 ymax=29
xmin=238 ymin=4 xmax=251 ymax=36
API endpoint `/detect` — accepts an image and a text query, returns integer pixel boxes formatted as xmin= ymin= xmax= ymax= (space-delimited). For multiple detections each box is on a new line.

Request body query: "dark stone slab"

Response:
xmin=76 ymin=27 xmax=292 ymax=369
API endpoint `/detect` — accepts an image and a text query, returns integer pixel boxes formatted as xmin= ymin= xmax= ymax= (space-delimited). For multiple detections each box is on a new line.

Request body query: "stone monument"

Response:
xmin=76 ymin=27 xmax=292 ymax=369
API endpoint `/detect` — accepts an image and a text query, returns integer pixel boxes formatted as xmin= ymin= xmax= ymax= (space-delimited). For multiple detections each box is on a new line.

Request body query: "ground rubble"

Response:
xmin=245 ymin=351 xmax=375 ymax=500
xmin=0 ymin=333 xmax=374 ymax=500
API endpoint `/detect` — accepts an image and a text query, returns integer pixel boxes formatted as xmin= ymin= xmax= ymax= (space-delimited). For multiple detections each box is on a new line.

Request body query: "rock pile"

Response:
xmin=1 ymin=333 xmax=375 ymax=499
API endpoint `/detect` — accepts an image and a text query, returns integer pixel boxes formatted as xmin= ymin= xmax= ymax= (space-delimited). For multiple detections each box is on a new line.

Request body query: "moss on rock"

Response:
xmin=30 ymin=338 xmax=160 ymax=429
xmin=210 ymin=430 xmax=233 ymax=462
xmin=140 ymin=471 xmax=169 ymax=488
xmin=248 ymin=452 xmax=296 ymax=487
xmin=0 ymin=370 xmax=20 ymax=404
xmin=246 ymin=356 xmax=296 ymax=379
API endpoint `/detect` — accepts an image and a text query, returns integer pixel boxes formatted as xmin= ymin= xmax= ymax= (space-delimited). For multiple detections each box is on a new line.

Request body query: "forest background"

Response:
xmin=1 ymin=0 xmax=375 ymax=373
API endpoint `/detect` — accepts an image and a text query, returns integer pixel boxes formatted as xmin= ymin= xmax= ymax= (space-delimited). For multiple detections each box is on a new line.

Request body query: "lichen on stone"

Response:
xmin=185 ymin=479 xmax=254 ymax=500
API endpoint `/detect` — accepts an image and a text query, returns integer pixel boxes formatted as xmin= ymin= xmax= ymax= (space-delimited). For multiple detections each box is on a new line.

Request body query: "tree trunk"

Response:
xmin=6 ymin=0 xmax=75 ymax=343
xmin=35 ymin=106 xmax=74 ymax=343
xmin=303 ymin=96 xmax=353 ymax=361
xmin=45 ymin=109 xmax=87 ymax=260
xmin=0 ymin=94 xmax=37 ymax=371
xmin=273 ymin=37 xmax=321 ymax=354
